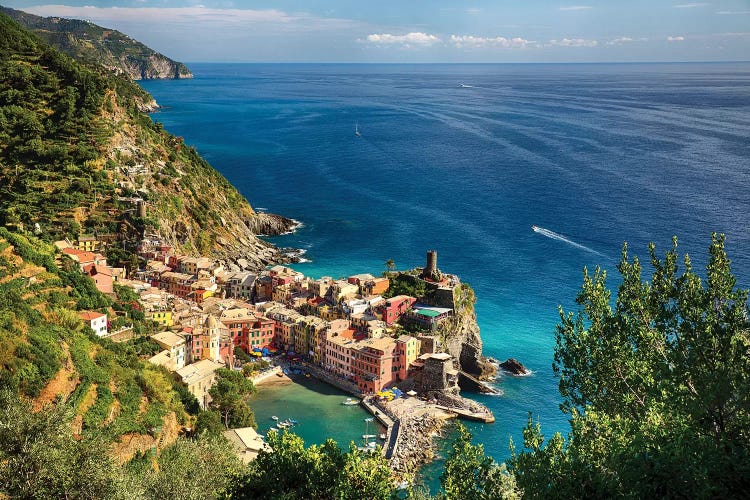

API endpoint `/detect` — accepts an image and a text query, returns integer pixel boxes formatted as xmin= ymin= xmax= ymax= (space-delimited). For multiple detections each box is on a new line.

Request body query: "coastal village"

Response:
xmin=55 ymin=231 xmax=497 ymax=471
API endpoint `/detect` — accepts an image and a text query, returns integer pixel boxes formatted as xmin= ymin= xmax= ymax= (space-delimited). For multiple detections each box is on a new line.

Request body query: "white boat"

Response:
xmin=362 ymin=434 xmax=377 ymax=439
xmin=379 ymin=433 xmax=387 ymax=440
xmin=271 ymin=416 xmax=279 ymax=421
xmin=268 ymin=427 xmax=279 ymax=432
xmin=342 ymin=398 xmax=360 ymax=406
xmin=355 ymin=122 xmax=362 ymax=137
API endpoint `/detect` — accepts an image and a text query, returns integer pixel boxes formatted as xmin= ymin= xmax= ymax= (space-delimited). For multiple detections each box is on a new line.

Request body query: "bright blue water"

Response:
xmin=141 ymin=62 xmax=750 ymax=478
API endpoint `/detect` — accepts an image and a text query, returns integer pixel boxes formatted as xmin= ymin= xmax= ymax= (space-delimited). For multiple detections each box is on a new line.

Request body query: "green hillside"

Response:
xmin=0 ymin=5 xmax=192 ymax=80
xmin=0 ymin=12 xmax=287 ymax=266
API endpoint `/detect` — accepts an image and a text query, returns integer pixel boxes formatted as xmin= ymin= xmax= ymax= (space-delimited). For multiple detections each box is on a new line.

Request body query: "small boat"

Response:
xmin=277 ymin=421 xmax=290 ymax=428
xmin=367 ymin=441 xmax=377 ymax=448
xmin=271 ymin=416 xmax=279 ymax=421
xmin=379 ymin=433 xmax=387 ymax=440
xmin=342 ymin=398 xmax=360 ymax=406
xmin=355 ymin=122 xmax=362 ymax=137
xmin=289 ymin=419 xmax=298 ymax=425
xmin=268 ymin=427 xmax=279 ymax=433
xmin=362 ymin=434 xmax=377 ymax=439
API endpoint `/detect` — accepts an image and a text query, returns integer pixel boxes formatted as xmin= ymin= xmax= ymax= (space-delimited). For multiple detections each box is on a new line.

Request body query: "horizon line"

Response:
xmin=179 ymin=60 xmax=750 ymax=65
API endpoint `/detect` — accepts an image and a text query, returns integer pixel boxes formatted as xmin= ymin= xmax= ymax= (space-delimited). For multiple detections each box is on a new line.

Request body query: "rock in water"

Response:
xmin=499 ymin=358 xmax=530 ymax=375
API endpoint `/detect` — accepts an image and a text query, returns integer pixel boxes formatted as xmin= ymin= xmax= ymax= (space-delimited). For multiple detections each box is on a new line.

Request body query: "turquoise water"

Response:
xmin=249 ymin=376 xmax=384 ymax=448
xmin=141 ymin=63 xmax=750 ymax=482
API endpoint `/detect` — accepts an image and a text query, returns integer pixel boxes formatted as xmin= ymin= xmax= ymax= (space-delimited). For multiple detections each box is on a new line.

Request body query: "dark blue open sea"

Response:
xmin=141 ymin=62 xmax=750 ymax=485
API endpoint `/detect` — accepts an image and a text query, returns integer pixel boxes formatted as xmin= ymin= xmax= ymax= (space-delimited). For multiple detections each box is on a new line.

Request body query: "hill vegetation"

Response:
xmin=0 ymin=12 xmax=289 ymax=267
xmin=0 ymin=5 xmax=192 ymax=80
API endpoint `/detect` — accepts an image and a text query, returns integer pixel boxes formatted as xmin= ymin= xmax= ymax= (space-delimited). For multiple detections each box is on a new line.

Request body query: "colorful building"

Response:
xmin=351 ymin=337 xmax=396 ymax=394
xmin=378 ymin=295 xmax=417 ymax=326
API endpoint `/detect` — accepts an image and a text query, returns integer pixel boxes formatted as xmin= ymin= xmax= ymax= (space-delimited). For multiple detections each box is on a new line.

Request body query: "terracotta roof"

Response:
xmin=79 ymin=311 xmax=105 ymax=321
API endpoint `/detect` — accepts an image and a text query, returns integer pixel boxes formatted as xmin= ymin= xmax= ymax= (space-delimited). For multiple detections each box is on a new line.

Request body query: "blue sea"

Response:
xmin=141 ymin=62 xmax=750 ymax=482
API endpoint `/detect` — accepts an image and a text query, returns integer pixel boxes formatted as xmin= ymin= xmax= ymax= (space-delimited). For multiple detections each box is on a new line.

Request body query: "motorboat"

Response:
xmin=271 ymin=415 xmax=279 ymax=421
xmin=342 ymin=398 xmax=360 ymax=406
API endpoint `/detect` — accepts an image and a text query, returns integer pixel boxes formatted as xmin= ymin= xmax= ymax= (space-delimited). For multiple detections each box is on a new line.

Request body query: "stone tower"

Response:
xmin=422 ymin=250 xmax=440 ymax=281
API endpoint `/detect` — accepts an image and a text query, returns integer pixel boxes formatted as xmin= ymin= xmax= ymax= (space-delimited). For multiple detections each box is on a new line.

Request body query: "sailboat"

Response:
xmin=355 ymin=121 xmax=362 ymax=137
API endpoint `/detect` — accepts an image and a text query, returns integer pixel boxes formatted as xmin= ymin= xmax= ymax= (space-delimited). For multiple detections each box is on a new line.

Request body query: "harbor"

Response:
xmin=248 ymin=372 xmax=385 ymax=449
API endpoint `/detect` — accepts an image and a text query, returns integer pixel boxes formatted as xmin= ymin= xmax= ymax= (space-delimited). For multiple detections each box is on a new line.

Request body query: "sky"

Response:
xmin=4 ymin=0 xmax=750 ymax=62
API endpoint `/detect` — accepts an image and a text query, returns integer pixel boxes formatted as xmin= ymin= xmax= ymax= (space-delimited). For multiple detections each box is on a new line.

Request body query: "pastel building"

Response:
xmin=378 ymin=295 xmax=417 ymax=326
xmin=149 ymin=331 xmax=186 ymax=370
xmin=351 ymin=337 xmax=396 ymax=394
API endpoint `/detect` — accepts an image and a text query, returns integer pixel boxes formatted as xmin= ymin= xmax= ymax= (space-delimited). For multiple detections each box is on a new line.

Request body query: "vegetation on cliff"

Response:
xmin=510 ymin=234 xmax=750 ymax=498
xmin=0 ymin=12 xmax=288 ymax=265
xmin=0 ymin=6 xmax=192 ymax=80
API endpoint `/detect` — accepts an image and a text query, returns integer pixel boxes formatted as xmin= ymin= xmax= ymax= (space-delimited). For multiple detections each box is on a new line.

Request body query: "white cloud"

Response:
xmin=18 ymin=5 xmax=356 ymax=32
xmin=550 ymin=38 xmax=599 ymax=47
xmin=717 ymin=10 xmax=750 ymax=15
xmin=364 ymin=32 xmax=440 ymax=47
xmin=450 ymin=35 xmax=534 ymax=49
xmin=559 ymin=6 xmax=593 ymax=11
xmin=673 ymin=2 xmax=708 ymax=7
xmin=667 ymin=35 xmax=686 ymax=41
xmin=607 ymin=37 xmax=634 ymax=45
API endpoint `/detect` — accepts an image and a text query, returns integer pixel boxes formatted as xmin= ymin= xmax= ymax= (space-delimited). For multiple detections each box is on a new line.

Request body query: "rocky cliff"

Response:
xmin=437 ymin=283 xmax=497 ymax=381
xmin=0 ymin=6 xmax=192 ymax=80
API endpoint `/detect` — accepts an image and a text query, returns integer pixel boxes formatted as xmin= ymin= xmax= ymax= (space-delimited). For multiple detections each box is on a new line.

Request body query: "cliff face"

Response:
xmin=0 ymin=6 xmax=193 ymax=80
xmin=437 ymin=284 xmax=497 ymax=380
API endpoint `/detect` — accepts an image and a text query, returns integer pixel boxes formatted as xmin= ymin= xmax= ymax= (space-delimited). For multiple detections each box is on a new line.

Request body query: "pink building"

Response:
xmin=378 ymin=295 xmax=417 ymax=326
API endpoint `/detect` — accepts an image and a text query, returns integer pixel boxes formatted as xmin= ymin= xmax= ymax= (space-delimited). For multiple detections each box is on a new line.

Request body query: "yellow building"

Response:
xmin=76 ymin=235 xmax=101 ymax=252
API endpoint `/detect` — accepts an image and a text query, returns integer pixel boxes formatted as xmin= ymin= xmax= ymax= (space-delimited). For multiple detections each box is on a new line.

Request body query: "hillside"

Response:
xmin=0 ymin=12 xmax=293 ymax=269
xmin=0 ymin=228 xmax=191 ymax=457
xmin=0 ymin=5 xmax=192 ymax=80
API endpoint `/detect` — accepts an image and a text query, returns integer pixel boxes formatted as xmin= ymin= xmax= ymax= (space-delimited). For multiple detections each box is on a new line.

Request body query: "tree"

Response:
xmin=439 ymin=423 xmax=519 ymax=500
xmin=231 ymin=431 xmax=395 ymax=499
xmin=386 ymin=258 xmax=395 ymax=272
xmin=208 ymin=368 xmax=256 ymax=429
xmin=194 ymin=410 xmax=224 ymax=437
xmin=510 ymin=234 xmax=750 ymax=498
xmin=0 ymin=390 xmax=124 ymax=499
xmin=139 ymin=435 xmax=243 ymax=500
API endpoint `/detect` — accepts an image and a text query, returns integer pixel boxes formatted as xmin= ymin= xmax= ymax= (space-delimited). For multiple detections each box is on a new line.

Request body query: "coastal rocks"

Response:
xmin=499 ymin=358 xmax=530 ymax=376
xmin=388 ymin=414 xmax=446 ymax=475
xmin=245 ymin=212 xmax=300 ymax=236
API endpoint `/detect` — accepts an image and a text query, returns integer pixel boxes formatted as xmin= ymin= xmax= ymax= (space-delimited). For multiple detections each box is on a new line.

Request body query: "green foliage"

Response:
xmin=510 ymin=234 xmax=750 ymax=498
xmin=83 ymin=384 xmax=115 ymax=429
xmin=208 ymin=368 xmax=257 ymax=429
xmin=438 ymin=423 xmax=519 ymax=500
xmin=139 ymin=435 xmax=243 ymax=500
xmin=383 ymin=273 xmax=426 ymax=299
xmin=232 ymin=431 xmax=395 ymax=499
xmin=194 ymin=410 xmax=225 ymax=437
xmin=0 ymin=389 xmax=124 ymax=499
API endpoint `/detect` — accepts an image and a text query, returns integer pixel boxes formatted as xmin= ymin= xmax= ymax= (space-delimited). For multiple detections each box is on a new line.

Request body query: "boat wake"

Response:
xmin=532 ymin=225 xmax=602 ymax=255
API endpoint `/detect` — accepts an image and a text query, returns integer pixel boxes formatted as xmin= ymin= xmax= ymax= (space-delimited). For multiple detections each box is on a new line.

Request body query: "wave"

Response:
xmin=532 ymin=225 xmax=602 ymax=255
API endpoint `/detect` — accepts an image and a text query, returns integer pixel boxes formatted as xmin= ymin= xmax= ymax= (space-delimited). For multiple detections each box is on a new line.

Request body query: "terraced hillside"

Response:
xmin=0 ymin=12 xmax=292 ymax=268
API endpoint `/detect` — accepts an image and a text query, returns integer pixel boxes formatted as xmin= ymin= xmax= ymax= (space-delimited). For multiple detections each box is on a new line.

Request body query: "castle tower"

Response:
xmin=422 ymin=250 xmax=440 ymax=281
